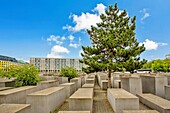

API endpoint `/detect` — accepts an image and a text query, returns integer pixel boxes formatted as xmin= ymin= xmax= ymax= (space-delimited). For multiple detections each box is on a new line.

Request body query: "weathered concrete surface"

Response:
xmin=0 ymin=104 xmax=31 ymax=113
xmin=121 ymin=77 xmax=142 ymax=95
xmin=165 ymin=85 xmax=170 ymax=100
xmin=58 ymin=77 xmax=68 ymax=84
xmin=40 ymin=76 xmax=58 ymax=81
xmin=58 ymin=111 xmax=90 ymax=113
xmin=137 ymin=93 xmax=170 ymax=113
xmin=140 ymin=76 xmax=167 ymax=98
xmin=0 ymin=86 xmax=37 ymax=104
xmin=123 ymin=110 xmax=159 ymax=113
xmin=60 ymin=83 xmax=76 ymax=98
xmin=27 ymin=87 xmax=66 ymax=113
xmin=81 ymin=76 xmax=85 ymax=86
xmin=0 ymin=87 xmax=13 ymax=91
xmin=37 ymin=80 xmax=59 ymax=90
xmin=107 ymin=88 xmax=139 ymax=113
xmin=82 ymin=84 xmax=94 ymax=88
xmin=0 ymin=78 xmax=15 ymax=87
xmin=97 ymin=74 xmax=107 ymax=87
xmin=101 ymin=80 xmax=108 ymax=90
xmin=69 ymin=88 xmax=93 ymax=113
xmin=70 ymin=78 xmax=80 ymax=90
xmin=86 ymin=78 xmax=95 ymax=84
xmin=111 ymin=76 xmax=121 ymax=88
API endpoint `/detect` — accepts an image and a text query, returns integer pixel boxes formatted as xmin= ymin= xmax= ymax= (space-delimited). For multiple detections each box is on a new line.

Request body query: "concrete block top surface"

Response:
xmin=38 ymin=80 xmax=58 ymax=84
xmin=108 ymin=89 xmax=138 ymax=99
xmin=86 ymin=78 xmax=95 ymax=80
xmin=69 ymin=88 xmax=93 ymax=99
xmin=101 ymin=80 xmax=108 ymax=82
xmin=0 ymin=87 xmax=13 ymax=91
xmin=165 ymin=85 xmax=170 ymax=88
xmin=123 ymin=110 xmax=159 ymax=113
xmin=137 ymin=94 xmax=170 ymax=109
xmin=58 ymin=111 xmax=90 ymax=113
xmin=0 ymin=104 xmax=30 ymax=112
xmin=0 ymin=86 xmax=37 ymax=95
xmin=140 ymin=75 xmax=165 ymax=78
xmin=28 ymin=87 xmax=64 ymax=96
xmin=82 ymin=84 xmax=94 ymax=87
xmin=60 ymin=83 xmax=75 ymax=86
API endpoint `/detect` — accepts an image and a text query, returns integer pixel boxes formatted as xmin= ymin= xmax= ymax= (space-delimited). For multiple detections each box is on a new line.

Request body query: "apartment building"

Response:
xmin=30 ymin=58 xmax=86 ymax=73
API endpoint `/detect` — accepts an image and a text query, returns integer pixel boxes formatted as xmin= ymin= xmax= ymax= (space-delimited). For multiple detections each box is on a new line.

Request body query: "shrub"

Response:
xmin=60 ymin=67 xmax=78 ymax=80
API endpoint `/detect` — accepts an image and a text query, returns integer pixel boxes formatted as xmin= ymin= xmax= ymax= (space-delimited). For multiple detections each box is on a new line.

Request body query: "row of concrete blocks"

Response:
xmin=0 ymin=76 xmax=86 ymax=113
xmin=107 ymin=88 xmax=162 ymax=113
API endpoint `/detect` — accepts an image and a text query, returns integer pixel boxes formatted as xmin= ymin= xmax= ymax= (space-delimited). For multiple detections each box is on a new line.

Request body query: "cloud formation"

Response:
xmin=69 ymin=35 xmax=81 ymax=48
xmin=140 ymin=8 xmax=150 ymax=22
xmin=47 ymin=35 xmax=66 ymax=45
xmin=47 ymin=45 xmax=70 ymax=58
xmin=140 ymin=39 xmax=168 ymax=50
xmin=63 ymin=3 xmax=106 ymax=32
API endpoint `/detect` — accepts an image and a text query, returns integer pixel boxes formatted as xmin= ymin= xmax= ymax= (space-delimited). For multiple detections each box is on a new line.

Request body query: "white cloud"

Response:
xmin=47 ymin=45 xmax=69 ymax=58
xmin=68 ymin=35 xmax=75 ymax=42
xmin=69 ymin=43 xmax=79 ymax=48
xmin=47 ymin=35 xmax=65 ymax=45
xmin=63 ymin=3 xmax=106 ymax=32
xmin=140 ymin=8 xmax=150 ymax=21
xmin=69 ymin=37 xmax=81 ymax=48
xmin=93 ymin=3 xmax=106 ymax=15
xmin=140 ymin=39 xmax=168 ymax=50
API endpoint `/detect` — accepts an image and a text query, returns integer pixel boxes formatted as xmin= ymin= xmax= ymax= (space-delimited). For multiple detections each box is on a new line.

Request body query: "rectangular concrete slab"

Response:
xmin=101 ymin=80 xmax=108 ymax=90
xmin=0 ymin=87 xmax=13 ymax=91
xmin=165 ymin=85 xmax=170 ymax=101
xmin=58 ymin=111 xmax=90 ymax=113
xmin=123 ymin=110 xmax=159 ymax=113
xmin=37 ymin=80 xmax=59 ymax=90
xmin=70 ymin=78 xmax=79 ymax=90
xmin=0 ymin=104 xmax=31 ymax=113
xmin=69 ymin=88 xmax=93 ymax=113
xmin=82 ymin=84 xmax=94 ymax=88
xmin=0 ymin=86 xmax=37 ymax=104
xmin=60 ymin=83 xmax=76 ymax=98
xmin=86 ymin=78 xmax=95 ymax=84
xmin=27 ymin=87 xmax=66 ymax=113
xmin=107 ymin=88 xmax=139 ymax=113
xmin=137 ymin=93 xmax=170 ymax=113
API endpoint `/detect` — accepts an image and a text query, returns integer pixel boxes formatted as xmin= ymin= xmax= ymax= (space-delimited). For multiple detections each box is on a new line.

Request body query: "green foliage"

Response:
xmin=0 ymin=64 xmax=41 ymax=87
xmin=143 ymin=59 xmax=170 ymax=72
xmin=81 ymin=3 xmax=146 ymax=74
xmin=60 ymin=67 xmax=78 ymax=80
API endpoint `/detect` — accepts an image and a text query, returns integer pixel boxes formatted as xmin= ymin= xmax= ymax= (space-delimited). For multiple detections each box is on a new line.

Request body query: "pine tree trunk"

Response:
xmin=108 ymin=69 xmax=112 ymax=88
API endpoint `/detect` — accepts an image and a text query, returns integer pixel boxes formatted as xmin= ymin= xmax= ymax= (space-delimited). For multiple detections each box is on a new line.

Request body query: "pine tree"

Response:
xmin=80 ymin=3 xmax=146 ymax=87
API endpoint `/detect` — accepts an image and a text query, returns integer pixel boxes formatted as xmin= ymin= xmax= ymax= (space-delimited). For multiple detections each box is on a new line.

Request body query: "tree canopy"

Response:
xmin=60 ymin=66 xmax=78 ymax=81
xmin=80 ymin=3 xmax=146 ymax=87
xmin=0 ymin=64 xmax=41 ymax=87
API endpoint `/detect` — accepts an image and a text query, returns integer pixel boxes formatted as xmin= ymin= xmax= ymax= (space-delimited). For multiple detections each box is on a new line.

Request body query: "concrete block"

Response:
xmin=58 ymin=111 xmax=90 ymax=113
xmin=165 ymin=85 xmax=170 ymax=101
xmin=97 ymin=74 xmax=107 ymax=86
xmin=111 ymin=76 xmax=120 ymax=88
xmin=82 ymin=84 xmax=94 ymax=88
xmin=140 ymin=76 xmax=168 ymax=98
xmin=86 ymin=78 xmax=95 ymax=84
xmin=121 ymin=77 xmax=142 ymax=95
xmin=40 ymin=76 xmax=58 ymax=81
xmin=0 ymin=104 xmax=31 ymax=113
xmin=0 ymin=87 xmax=13 ymax=91
xmin=27 ymin=87 xmax=66 ymax=113
xmin=137 ymin=93 xmax=170 ymax=113
xmin=114 ymin=80 xmax=121 ymax=88
xmin=101 ymin=80 xmax=108 ymax=90
xmin=58 ymin=77 xmax=68 ymax=84
xmin=107 ymin=88 xmax=139 ymax=113
xmin=70 ymin=78 xmax=79 ymax=90
xmin=123 ymin=110 xmax=159 ymax=113
xmin=0 ymin=78 xmax=15 ymax=87
xmin=81 ymin=76 xmax=85 ymax=86
xmin=69 ymin=88 xmax=93 ymax=113
xmin=0 ymin=86 xmax=37 ymax=104
xmin=60 ymin=83 xmax=76 ymax=98
xmin=37 ymin=80 xmax=59 ymax=90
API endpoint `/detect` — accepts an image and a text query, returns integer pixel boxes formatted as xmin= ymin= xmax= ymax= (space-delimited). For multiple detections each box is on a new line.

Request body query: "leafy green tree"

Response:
xmin=151 ymin=59 xmax=169 ymax=72
xmin=60 ymin=67 xmax=78 ymax=81
xmin=81 ymin=3 xmax=146 ymax=87
xmin=0 ymin=64 xmax=41 ymax=87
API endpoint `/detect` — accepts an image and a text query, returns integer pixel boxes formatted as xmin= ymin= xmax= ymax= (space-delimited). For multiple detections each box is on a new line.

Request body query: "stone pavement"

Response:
xmin=54 ymin=76 xmax=151 ymax=113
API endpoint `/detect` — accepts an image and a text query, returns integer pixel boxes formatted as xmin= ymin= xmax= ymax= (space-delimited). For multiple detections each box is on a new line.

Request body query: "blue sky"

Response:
xmin=0 ymin=0 xmax=170 ymax=62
